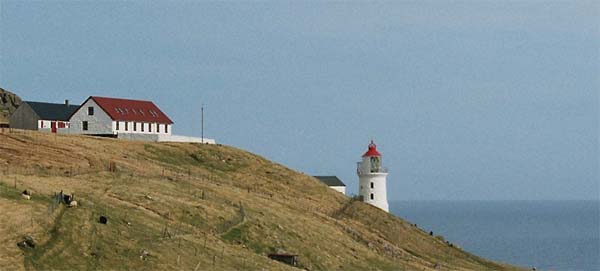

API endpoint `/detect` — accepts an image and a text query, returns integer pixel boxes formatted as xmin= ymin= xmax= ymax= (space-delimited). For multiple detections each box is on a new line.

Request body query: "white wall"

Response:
xmin=117 ymin=133 xmax=215 ymax=144
xmin=38 ymin=120 xmax=50 ymax=129
xmin=38 ymin=120 xmax=71 ymax=132
xmin=358 ymin=173 xmax=389 ymax=212
xmin=113 ymin=121 xmax=171 ymax=135
xmin=158 ymin=134 xmax=214 ymax=144
xmin=330 ymin=186 xmax=346 ymax=195
xmin=68 ymin=99 xmax=113 ymax=135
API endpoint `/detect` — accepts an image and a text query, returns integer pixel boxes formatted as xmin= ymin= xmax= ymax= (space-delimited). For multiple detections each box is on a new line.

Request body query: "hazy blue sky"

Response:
xmin=1 ymin=1 xmax=598 ymax=200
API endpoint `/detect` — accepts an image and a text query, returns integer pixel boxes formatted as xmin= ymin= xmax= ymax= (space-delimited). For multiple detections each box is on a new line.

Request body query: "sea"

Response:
xmin=390 ymin=200 xmax=600 ymax=271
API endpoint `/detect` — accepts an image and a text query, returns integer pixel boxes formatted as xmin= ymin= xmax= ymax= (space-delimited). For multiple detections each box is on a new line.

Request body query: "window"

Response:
xmin=141 ymin=123 xmax=145 ymax=132
xmin=125 ymin=122 xmax=128 ymax=131
xmin=370 ymin=193 xmax=374 ymax=200
xmin=133 ymin=122 xmax=137 ymax=132
xmin=370 ymin=156 xmax=381 ymax=173
xmin=149 ymin=123 xmax=152 ymax=133
xmin=88 ymin=107 xmax=94 ymax=115
xmin=370 ymin=182 xmax=374 ymax=189
xmin=82 ymin=121 xmax=88 ymax=131
xmin=165 ymin=124 xmax=169 ymax=134
xmin=116 ymin=121 xmax=120 ymax=131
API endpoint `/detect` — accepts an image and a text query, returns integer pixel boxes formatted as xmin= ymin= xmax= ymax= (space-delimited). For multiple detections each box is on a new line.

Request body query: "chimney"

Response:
xmin=65 ymin=99 xmax=69 ymax=107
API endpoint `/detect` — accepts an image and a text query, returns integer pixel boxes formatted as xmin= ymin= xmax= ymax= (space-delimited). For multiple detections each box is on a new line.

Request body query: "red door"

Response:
xmin=51 ymin=121 xmax=57 ymax=133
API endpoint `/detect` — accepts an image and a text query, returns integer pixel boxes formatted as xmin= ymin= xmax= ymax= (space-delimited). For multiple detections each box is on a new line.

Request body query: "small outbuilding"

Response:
xmin=268 ymin=254 xmax=299 ymax=267
xmin=313 ymin=176 xmax=346 ymax=195
xmin=9 ymin=100 xmax=79 ymax=133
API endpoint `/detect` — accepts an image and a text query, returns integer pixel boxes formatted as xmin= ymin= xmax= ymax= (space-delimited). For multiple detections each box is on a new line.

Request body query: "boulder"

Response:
xmin=17 ymin=236 xmax=36 ymax=249
xmin=0 ymin=88 xmax=22 ymax=123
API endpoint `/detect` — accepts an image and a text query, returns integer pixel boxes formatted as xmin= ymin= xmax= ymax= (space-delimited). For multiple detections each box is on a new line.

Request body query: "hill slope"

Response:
xmin=0 ymin=88 xmax=22 ymax=124
xmin=0 ymin=131 xmax=525 ymax=271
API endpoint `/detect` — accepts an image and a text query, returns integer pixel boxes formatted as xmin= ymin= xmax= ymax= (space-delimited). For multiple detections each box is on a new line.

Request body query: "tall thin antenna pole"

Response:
xmin=201 ymin=104 xmax=204 ymax=144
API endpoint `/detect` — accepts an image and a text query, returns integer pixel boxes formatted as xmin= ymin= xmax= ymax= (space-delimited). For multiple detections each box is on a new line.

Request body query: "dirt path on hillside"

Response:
xmin=106 ymin=193 xmax=165 ymax=220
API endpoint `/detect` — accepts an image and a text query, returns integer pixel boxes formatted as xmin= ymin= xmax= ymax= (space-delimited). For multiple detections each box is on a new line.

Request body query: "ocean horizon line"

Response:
xmin=389 ymin=199 xmax=599 ymax=202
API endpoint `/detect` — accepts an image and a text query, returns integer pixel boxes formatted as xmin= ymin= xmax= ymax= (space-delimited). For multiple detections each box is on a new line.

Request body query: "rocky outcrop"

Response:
xmin=0 ymin=87 xmax=22 ymax=123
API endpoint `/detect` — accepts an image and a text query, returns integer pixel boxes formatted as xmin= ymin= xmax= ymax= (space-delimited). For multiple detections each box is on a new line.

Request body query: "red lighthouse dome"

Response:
xmin=362 ymin=140 xmax=382 ymax=157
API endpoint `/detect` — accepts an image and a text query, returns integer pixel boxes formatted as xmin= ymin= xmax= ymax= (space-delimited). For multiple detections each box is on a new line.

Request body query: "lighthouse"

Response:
xmin=357 ymin=140 xmax=389 ymax=212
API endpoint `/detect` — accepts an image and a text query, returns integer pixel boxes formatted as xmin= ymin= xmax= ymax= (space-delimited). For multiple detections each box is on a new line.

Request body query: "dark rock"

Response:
xmin=17 ymin=236 xmax=36 ymax=249
xmin=0 ymin=88 xmax=22 ymax=122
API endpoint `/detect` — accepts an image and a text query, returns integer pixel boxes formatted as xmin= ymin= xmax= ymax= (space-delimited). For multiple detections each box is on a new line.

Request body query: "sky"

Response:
xmin=1 ymin=1 xmax=598 ymax=200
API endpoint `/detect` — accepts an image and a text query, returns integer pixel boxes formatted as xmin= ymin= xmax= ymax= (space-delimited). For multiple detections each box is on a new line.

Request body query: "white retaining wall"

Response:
xmin=158 ymin=135 xmax=216 ymax=144
xmin=117 ymin=133 xmax=216 ymax=144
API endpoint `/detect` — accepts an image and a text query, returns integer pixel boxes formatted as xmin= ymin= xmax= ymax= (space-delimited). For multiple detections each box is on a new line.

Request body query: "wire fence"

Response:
xmin=0 ymin=129 xmax=354 ymax=269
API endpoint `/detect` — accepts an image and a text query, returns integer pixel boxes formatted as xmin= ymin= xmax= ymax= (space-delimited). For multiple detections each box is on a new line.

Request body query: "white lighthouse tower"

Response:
xmin=357 ymin=140 xmax=389 ymax=212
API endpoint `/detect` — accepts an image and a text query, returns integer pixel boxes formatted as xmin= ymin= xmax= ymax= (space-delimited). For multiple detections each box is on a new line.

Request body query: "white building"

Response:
xmin=68 ymin=96 xmax=173 ymax=137
xmin=314 ymin=176 xmax=346 ymax=195
xmin=357 ymin=140 xmax=389 ymax=212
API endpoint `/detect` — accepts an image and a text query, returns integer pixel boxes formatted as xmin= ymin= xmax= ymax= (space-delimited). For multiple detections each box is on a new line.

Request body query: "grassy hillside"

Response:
xmin=0 ymin=130 xmax=525 ymax=271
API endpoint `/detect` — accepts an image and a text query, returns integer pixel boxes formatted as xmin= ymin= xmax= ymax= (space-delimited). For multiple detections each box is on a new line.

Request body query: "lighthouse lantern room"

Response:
xmin=357 ymin=140 xmax=389 ymax=212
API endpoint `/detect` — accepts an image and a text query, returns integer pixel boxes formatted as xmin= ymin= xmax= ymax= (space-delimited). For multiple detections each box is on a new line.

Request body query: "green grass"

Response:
xmin=142 ymin=143 xmax=248 ymax=173
xmin=25 ymin=206 xmax=69 ymax=269
xmin=0 ymin=182 xmax=23 ymax=201
xmin=25 ymin=198 xmax=173 ymax=270
xmin=0 ymin=181 xmax=51 ymax=204
xmin=221 ymin=222 xmax=278 ymax=256
xmin=365 ymin=257 xmax=407 ymax=271
xmin=222 ymin=222 xmax=248 ymax=243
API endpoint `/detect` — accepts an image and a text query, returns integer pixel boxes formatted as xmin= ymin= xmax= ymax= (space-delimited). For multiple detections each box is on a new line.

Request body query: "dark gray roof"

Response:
xmin=25 ymin=101 xmax=80 ymax=121
xmin=313 ymin=176 xmax=346 ymax=187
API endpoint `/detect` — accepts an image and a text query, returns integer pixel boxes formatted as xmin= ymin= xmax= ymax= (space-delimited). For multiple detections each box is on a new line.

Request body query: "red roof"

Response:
xmin=87 ymin=96 xmax=173 ymax=124
xmin=362 ymin=140 xmax=382 ymax=157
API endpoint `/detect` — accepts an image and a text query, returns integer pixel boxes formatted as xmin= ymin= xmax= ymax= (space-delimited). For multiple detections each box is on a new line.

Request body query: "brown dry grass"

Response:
xmin=0 ymin=130 xmax=526 ymax=271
